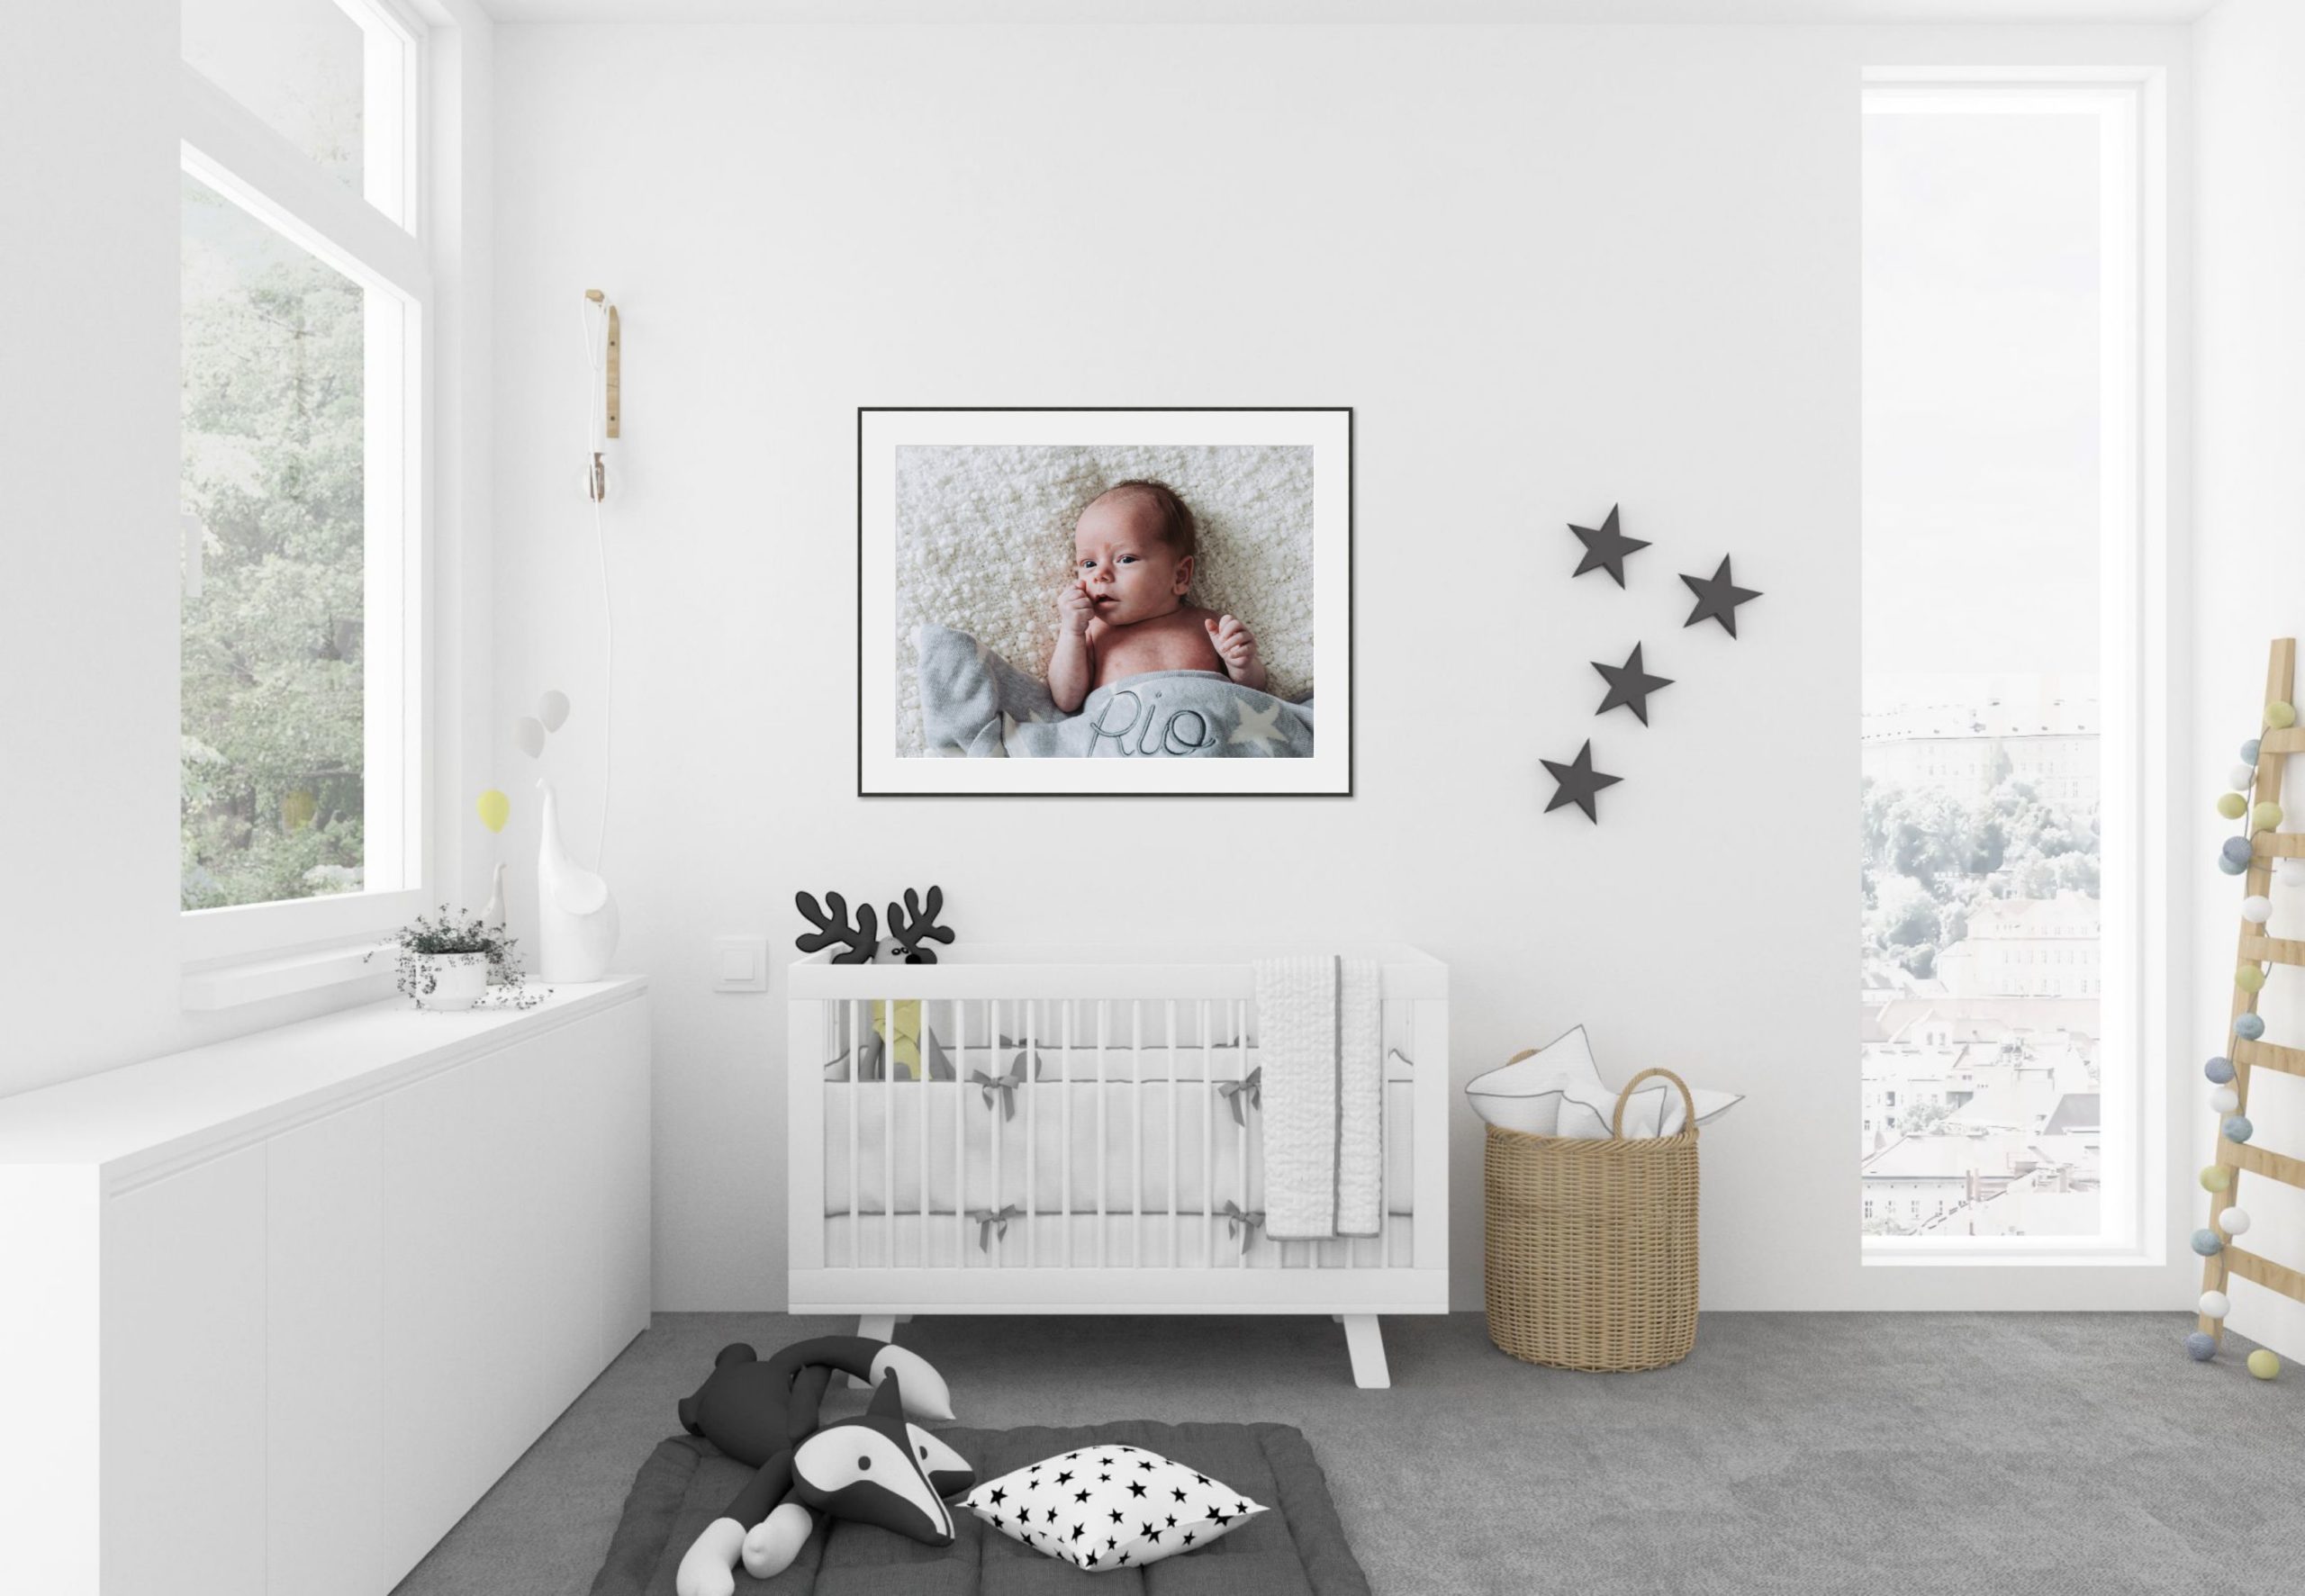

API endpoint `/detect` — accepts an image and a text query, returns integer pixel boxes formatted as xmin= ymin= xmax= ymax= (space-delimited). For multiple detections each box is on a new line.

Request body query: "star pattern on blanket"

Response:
xmin=962 ymin=1444 xmax=1266 ymax=1572
xmin=1228 ymin=699 xmax=1286 ymax=752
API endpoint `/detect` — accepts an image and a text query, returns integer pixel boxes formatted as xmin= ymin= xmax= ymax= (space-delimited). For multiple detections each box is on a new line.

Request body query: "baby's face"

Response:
xmin=1071 ymin=492 xmax=1191 ymax=627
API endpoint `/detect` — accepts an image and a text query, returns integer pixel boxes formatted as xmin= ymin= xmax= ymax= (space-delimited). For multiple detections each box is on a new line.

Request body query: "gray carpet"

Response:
xmin=393 ymin=1312 xmax=2300 ymax=1596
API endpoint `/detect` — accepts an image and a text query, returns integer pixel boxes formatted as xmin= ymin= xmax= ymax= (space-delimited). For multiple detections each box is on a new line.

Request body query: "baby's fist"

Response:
xmin=1057 ymin=580 xmax=1096 ymax=635
xmin=1206 ymin=614 xmax=1258 ymax=671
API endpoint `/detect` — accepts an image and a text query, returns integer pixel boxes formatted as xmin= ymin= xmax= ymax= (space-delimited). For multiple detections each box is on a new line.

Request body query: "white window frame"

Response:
xmin=177 ymin=0 xmax=436 ymax=993
xmin=1859 ymin=68 xmax=2171 ymax=1267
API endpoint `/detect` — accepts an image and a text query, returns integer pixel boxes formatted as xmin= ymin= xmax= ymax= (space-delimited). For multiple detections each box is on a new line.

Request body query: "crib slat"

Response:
xmin=920 ymin=1000 xmax=934 ymax=1265
xmin=1132 ymin=998 xmax=1143 ymax=1268
xmin=1167 ymin=997 xmax=1180 ymax=1269
xmin=1062 ymin=998 xmax=1074 ymax=1270
xmin=848 ymin=997 xmax=862 ymax=1272
xmin=1236 ymin=997 xmax=1250 ymax=1271
xmin=1026 ymin=996 xmax=1037 ymax=1268
xmin=884 ymin=991 xmax=897 ymax=1270
xmin=1096 ymin=999 xmax=1107 ymax=1269
xmin=1202 ymin=998 xmax=1216 ymax=1269
xmin=990 ymin=997 xmax=1003 ymax=1269
xmin=954 ymin=1000 xmax=968 ymax=1268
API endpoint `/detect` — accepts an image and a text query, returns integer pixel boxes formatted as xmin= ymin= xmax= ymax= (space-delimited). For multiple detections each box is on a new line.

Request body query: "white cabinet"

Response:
xmin=0 ymin=978 xmax=651 ymax=1596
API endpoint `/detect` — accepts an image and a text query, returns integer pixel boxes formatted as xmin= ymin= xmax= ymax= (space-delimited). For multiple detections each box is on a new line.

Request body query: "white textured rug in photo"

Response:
xmin=892 ymin=444 xmax=1315 ymax=757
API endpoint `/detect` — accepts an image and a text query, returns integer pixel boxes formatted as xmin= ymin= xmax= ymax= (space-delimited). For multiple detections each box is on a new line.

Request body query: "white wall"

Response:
xmin=2192 ymin=0 xmax=2305 ymax=1362
xmin=489 ymin=20 xmax=2181 ymax=1315
xmin=0 ymin=2 xmax=495 ymax=1099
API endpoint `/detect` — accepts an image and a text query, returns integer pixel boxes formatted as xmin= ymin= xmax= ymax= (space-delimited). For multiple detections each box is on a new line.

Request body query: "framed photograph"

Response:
xmin=858 ymin=407 xmax=1352 ymax=797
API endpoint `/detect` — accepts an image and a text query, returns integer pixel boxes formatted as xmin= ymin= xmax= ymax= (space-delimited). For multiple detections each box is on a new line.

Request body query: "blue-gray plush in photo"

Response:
xmin=915 ymin=624 xmax=1315 ymax=759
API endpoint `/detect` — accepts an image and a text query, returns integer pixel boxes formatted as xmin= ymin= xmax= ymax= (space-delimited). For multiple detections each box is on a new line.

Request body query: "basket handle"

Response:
xmin=1610 ymin=1068 xmax=1698 ymax=1139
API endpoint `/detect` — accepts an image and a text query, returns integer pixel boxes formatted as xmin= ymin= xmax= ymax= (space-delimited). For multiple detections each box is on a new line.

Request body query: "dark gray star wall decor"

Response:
xmin=1593 ymin=644 xmax=1673 ymax=725
xmin=1568 ymin=504 xmax=1650 ymax=588
xmin=1543 ymin=501 xmax=1767 ymax=825
xmin=1541 ymin=741 xmax=1621 ymax=824
xmin=1679 ymin=555 xmax=1763 ymax=636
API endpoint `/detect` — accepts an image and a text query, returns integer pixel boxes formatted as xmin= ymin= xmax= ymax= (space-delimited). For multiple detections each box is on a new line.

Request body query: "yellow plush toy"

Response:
xmin=872 ymin=1000 xmax=924 ymax=1079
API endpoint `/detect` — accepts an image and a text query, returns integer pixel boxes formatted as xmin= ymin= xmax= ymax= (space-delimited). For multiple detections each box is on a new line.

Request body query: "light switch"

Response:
xmin=714 ymin=935 xmax=769 ymax=992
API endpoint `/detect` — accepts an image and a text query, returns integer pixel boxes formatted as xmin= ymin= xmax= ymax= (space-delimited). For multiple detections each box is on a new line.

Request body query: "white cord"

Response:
xmin=577 ymin=296 xmax=614 ymax=873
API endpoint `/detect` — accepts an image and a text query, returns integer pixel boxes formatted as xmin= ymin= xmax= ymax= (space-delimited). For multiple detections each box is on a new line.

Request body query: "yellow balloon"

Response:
xmin=475 ymin=789 xmax=511 ymax=834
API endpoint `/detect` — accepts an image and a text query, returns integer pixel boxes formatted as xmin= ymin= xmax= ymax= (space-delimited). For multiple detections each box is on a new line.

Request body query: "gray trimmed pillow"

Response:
xmin=961 ymin=1443 xmax=1264 ymax=1573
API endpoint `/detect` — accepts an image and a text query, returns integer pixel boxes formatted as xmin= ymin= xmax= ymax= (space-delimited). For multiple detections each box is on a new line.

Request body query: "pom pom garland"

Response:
xmin=2282 ymin=859 xmax=2305 ymax=888
xmin=2224 ymin=836 xmax=2255 ymax=868
xmin=2241 ymin=898 xmax=2273 ymax=927
xmin=2187 ymin=1331 xmax=2219 ymax=1362
xmin=2206 ymin=1055 xmax=2237 ymax=1084
xmin=2235 ymin=1012 xmax=2265 ymax=1041
xmin=2268 ymin=700 xmax=2298 ymax=730
xmin=2250 ymin=1348 xmax=2282 ymax=1380
xmin=2201 ymin=1290 xmax=2231 ymax=1320
xmin=2201 ymin=1165 xmax=2233 ymax=1193
xmin=2192 ymin=1229 xmax=2225 ymax=1257
xmin=2238 ymin=965 xmax=2267 ymax=993
xmin=2219 ymin=1207 xmax=2252 ymax=1237
xmin=2221 ymin=854 xmax=2250 ymax=876
xmin=2226 ymin=1114 xmax=2256 ymax=1144
xmin=2243 ymin=738 xmax=2263 ymax=764
xmin=2219 ymin=792 xmax=2249 ymax=820
xmin=2230 ymin=763 xmax=2259 ymax=792
xmin=2210 ymin=1086 xmax=2240 ymax=1114
xmin=2255 ymin=801 xmax=2286 ymax=832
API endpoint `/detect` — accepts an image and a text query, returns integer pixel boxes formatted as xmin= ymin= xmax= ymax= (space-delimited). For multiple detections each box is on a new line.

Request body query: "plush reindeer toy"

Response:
xmin=673 ymin=1337 xmax=974 ymax=1596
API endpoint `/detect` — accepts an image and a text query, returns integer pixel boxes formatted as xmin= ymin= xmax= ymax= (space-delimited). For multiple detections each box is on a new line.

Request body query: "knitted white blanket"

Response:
xmin=1255 ymin=956 xmax=1384 ymax=1240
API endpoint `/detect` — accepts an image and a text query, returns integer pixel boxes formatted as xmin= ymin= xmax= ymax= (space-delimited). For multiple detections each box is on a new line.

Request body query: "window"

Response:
xmin=179 ymin=0 xmax=429 ymax=968
xmin=1860 ymin=73 xmax=2163 ymax=1258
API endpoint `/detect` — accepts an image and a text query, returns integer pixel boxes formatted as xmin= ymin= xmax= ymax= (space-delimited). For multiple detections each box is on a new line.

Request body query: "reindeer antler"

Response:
xmin=795 ymin=890 xmax=878 ymax=964
xmin=885 ymin=886 xmax=954 ymax=965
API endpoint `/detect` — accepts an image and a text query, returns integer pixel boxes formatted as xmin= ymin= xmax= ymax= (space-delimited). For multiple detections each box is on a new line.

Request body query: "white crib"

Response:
xmin=786 ymin=943 xmax=1449 ymax=1388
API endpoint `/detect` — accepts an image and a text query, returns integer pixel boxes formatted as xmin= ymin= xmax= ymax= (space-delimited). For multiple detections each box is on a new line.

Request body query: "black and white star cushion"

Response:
xmin=963 ymin=1444 xmax=1265 ymax=1573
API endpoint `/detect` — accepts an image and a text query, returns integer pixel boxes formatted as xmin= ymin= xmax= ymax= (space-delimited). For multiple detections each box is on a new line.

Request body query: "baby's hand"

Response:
xmin=1206 ymin=614 xmax=1259 ymax=676
xmin=1057 ymin=580 xmax=1096 ymax=636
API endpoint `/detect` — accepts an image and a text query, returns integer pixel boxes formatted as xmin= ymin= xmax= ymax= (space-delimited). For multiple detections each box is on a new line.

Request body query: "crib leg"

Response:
xmin=849 ymin=1313 xmax=906 ymax=1389
xmin=1341 ymin=1315 xmax=1390 ymax=1390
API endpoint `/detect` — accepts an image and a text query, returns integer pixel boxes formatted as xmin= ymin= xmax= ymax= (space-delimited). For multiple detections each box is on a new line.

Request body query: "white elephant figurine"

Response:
xmin=537 ymin=779 xmax=619 ymax=982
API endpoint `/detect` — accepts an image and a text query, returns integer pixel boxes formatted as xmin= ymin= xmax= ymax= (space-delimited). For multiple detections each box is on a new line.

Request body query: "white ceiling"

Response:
xmin=478 ymin=0 xmax=2219 ymax=23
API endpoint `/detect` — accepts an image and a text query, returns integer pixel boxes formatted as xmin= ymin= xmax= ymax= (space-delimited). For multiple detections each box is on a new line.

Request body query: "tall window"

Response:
xmin=1861 ymin=76 xmax=2158 ymax=1256
xmin=179 ymin=0 xmax=426 ymax=950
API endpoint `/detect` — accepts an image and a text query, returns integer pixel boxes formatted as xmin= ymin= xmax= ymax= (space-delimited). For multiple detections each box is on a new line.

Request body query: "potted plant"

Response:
xmin=374 ymin=907 xmax=541 ymax=1012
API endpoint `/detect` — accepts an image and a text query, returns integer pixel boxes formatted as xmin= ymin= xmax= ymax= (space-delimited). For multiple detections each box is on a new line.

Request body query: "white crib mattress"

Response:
xmin=819 ymin=1210 xmax=1415 ymax=1272
xmin=819 ymin=1078 xmax=1416 ymax=1219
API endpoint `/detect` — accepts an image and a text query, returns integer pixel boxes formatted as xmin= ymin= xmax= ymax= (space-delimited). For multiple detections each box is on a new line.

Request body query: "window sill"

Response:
xmin=181 ymin=938 xmax=396 ymax=1011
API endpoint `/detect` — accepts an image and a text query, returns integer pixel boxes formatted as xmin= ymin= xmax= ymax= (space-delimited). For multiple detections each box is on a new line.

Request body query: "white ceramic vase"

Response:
xmin=415 ymin=951 xmax=491 ymax=1011
xmin=537 ymin=779 xmax=619 ymax=983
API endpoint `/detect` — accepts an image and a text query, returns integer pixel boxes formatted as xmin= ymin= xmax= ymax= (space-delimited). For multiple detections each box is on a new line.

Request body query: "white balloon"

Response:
xmin=514 ymin=717 xmax=546 ymax=758
xmin=2211 ymin=1087 xmax=2241 ymax=1114
xmin=2243 ymin=895 xmax=2274 ymax=924
xmin=2221 ymin=1208 xmax=2253 ymax=1237
xmin=539 ymin=689 xmax=571 ymax=732
xmin=2231 ymin=764 xmax=2260 ymax=792
xmin=2201 ymin=1290 xmax=2231 ymax=1320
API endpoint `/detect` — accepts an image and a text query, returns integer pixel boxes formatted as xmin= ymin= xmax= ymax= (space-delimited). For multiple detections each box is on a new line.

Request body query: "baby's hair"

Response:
xmin=1099 ymin=478 xmax=1198 ymax=561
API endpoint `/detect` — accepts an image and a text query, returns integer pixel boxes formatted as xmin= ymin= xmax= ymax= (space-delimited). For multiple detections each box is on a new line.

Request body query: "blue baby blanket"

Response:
xmin=915 ymin=623 xmax=1315 ymax=760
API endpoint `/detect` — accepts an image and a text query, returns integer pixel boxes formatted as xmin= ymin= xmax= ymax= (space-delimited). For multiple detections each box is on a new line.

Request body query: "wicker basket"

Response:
xmin=1483 ymin=1064 xmax=1699 ymax=1372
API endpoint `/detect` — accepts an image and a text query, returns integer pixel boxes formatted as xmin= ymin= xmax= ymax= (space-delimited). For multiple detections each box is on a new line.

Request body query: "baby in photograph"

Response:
xmin=1047 ymin=479 xmax=1266 ymax=713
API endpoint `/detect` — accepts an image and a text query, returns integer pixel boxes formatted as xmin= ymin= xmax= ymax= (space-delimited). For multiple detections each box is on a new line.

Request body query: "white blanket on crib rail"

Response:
xmin=820 ymin=1078 xmax=1415 ymax=1218
xmin=1256 ymin=956 xmax=1383 ymax=1240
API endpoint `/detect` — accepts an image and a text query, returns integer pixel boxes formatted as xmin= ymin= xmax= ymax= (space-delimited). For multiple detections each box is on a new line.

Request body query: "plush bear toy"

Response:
xmin=673 ymin=1336 xmax=974 ymax=1596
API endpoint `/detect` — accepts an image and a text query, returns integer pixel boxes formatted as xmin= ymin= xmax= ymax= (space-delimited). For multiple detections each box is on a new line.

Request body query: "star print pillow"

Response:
xmin=961 ymin=1442 xmax=1266 ymax=1573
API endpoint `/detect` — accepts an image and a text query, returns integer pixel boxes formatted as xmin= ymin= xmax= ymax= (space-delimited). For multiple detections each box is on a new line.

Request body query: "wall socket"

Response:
xmin=713 ymin=936 xmax=769 ymax=992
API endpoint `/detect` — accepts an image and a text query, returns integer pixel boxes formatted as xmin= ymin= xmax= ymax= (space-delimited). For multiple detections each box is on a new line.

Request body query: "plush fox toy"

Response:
xmin=673 ymin=1337 xmax=974 ymax=1596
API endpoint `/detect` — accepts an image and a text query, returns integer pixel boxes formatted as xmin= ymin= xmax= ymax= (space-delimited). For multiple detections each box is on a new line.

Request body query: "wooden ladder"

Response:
xmin=2202 ymin=637 xmax=2305 ymax=1336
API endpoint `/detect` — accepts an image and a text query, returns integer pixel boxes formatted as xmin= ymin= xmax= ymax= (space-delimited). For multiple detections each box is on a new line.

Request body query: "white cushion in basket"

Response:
xmin=962 ymin=1443 xmax=1265 ymax=1573
xmin=1467 ymin=1025 xmax=1742 ymax=1139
